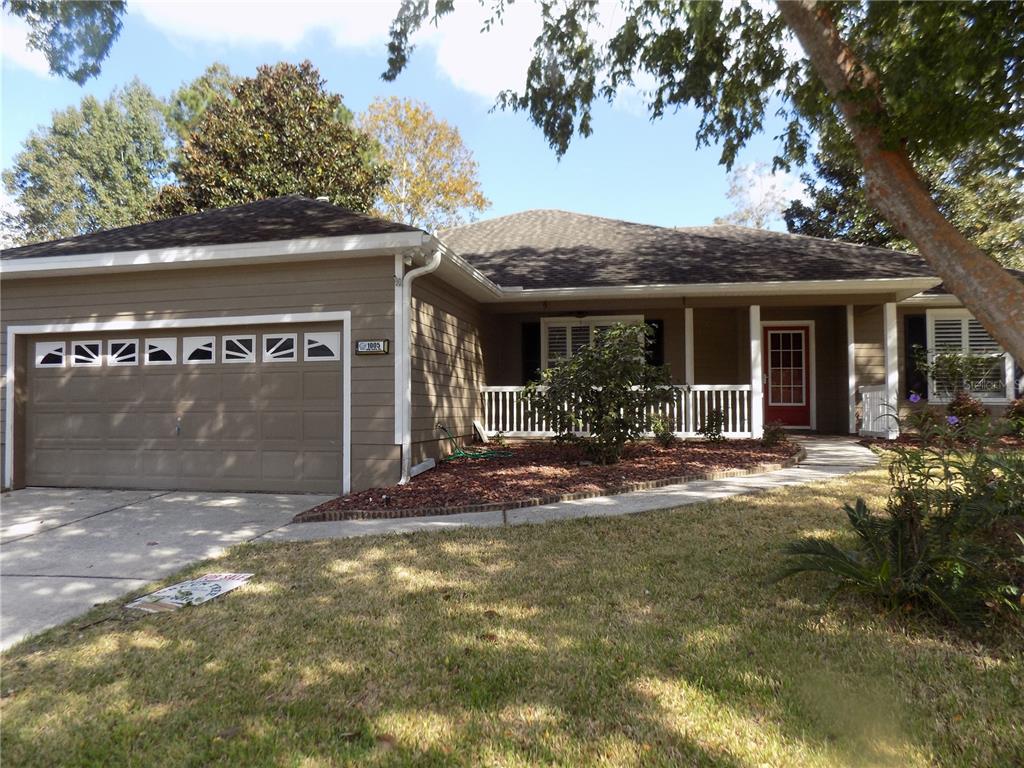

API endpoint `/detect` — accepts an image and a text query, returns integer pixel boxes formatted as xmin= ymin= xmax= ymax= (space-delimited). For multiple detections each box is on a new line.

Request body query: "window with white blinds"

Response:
xmin=926 ymin=309 xmax=1014 ymax=401
xmin=541 ymin=315 xmax=644 ymax=369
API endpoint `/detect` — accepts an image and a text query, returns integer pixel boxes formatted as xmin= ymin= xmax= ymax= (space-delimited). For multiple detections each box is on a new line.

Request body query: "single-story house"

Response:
xmin=1 ymin=195 xmax=1018 ymax=494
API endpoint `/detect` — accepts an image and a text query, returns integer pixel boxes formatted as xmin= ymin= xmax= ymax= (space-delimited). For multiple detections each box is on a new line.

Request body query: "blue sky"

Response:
xmin=1 ymin=1 xmax=805 ymax=230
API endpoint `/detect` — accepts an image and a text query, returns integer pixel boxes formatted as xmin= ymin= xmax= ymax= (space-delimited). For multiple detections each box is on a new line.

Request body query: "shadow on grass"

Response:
xmin=2 ymin=469 xmax=1021 ymax=767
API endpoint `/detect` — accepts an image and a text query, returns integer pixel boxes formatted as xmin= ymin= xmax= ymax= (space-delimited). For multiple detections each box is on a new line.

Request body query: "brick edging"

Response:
xmin=294 ymin=446 xmax=807 ymax=523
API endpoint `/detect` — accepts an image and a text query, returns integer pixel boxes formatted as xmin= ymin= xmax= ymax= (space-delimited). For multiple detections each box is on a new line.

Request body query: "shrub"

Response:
xmin=779 ymin=399 xmax=1024 ymax=627
xmin=523 ymin=323 xmax=672 ymax=464
xmin=698 ymin=408 xmax=725 ymax=442
xmin=1005 ymin=398 xmax=1024 ymax=436
xmin=761 ymin=421 xmax=788 ymax=448
xmin=650 ymin=414 xmax=677 ymax=447
xmin=947 ymin=390 xmax=987 ymax=426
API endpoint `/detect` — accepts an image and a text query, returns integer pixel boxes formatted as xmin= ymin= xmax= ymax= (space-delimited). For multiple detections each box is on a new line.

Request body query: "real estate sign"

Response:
xmin=126 ymin=573 xmax=254 ymax=613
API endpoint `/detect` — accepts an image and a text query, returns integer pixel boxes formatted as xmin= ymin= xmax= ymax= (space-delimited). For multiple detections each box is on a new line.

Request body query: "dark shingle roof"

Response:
xmin=439 ymin=209 xmax=936 ymax=288
xmin=1 ymin=195 xmax=421 ymax=260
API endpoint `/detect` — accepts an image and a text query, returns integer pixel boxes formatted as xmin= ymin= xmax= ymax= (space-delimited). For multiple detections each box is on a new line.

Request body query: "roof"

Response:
xmin=438 ymin=209 xmax=936 ymax=288
xmin=1 ymin=195 xmax=422 ymax=260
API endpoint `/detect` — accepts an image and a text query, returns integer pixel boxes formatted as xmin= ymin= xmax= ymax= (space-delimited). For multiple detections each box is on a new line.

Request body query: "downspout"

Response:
xmin=398 ymin=240 xmax=443 ymax=484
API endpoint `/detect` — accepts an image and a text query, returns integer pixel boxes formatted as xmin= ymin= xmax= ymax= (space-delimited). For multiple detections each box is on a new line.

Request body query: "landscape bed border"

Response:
xmin=294 ymin=446 xmax=807 ymax=523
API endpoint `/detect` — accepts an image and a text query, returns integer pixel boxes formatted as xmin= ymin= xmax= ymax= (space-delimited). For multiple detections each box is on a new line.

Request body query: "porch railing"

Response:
xmin=858 ymin=385 xmax=896 ymax=438
xmin=481 ymin=384 xmax=754 ymax=438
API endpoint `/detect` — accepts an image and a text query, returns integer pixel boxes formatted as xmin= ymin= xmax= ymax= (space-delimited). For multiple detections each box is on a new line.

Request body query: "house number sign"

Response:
xmin=355 ymin=339 xmax=390 ymax=355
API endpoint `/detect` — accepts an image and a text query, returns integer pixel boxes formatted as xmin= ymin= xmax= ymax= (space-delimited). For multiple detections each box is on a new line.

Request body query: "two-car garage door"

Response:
xmin=24 ymin=323 xmax=345 ymax=494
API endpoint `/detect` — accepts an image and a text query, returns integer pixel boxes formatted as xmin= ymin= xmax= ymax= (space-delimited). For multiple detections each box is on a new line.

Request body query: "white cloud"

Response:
xmin=1 ymin=15 xmax=53 ymax=78
xmin=132 ymin=0 xmax=645 ymax=106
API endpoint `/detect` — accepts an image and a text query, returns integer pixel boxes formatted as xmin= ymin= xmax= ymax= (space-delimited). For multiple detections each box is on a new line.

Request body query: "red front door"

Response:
xmin=763 ymin=326 xmax=812 ymax=427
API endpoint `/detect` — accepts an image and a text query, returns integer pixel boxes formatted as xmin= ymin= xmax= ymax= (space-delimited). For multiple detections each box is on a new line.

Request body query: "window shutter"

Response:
xmin=547 ymin=325 xmax=568 ymax=366
xmin=933 ymin=318 xmax=964 ymax=351
xmin=570 ymin=325 xmax=590 ymax=356
xmin=967 ymin=320 xmax=1000 ymax=355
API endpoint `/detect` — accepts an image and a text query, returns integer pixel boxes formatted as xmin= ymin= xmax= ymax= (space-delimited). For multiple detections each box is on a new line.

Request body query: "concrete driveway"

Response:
xmin=0 ymin=488 xmax=331 ymax=649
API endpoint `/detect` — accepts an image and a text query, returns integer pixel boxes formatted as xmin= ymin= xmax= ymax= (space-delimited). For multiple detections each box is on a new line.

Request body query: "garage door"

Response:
xmin=24 ymin=324 xmax=345 ymax=493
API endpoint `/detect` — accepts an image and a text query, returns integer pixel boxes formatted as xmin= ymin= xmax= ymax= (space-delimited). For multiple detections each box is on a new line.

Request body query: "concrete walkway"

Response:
xmin=261 ymin=436 xmax=879 ymax=543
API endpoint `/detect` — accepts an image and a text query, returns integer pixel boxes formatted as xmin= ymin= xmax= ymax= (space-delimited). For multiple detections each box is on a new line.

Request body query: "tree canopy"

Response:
xmin=359 ymin=96 xmax=490 ymax=231
xmin=163 ymin=62 xmax=239 ymax=151
xmin=3 ymin=0 xmax=125 ymax=84
xmin=384 ymin=0 xmax=1024 ymax=362
xmin=2 ymin=79 xmax=168 ymax=243
xmin=152 ymin=61 xmax=388 ymax=218
xmin=785 ymin=143 xmax=1024 ymax=270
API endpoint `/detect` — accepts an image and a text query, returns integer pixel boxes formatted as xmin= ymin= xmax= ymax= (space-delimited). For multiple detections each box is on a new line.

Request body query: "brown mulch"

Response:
xmin=302 ymin=439 xmax=798 ymax=519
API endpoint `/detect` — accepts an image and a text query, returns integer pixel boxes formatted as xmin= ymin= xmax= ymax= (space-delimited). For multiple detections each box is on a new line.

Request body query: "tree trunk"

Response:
xmin=777 ymin=0 xmax=1024 ymax=365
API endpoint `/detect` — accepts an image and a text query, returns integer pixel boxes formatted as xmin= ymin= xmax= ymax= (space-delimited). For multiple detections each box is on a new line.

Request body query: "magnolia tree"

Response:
xmin=524 ymin=324 xmax=672 ymax=464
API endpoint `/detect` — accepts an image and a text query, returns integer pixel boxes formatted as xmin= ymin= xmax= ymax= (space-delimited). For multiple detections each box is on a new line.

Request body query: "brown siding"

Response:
xmin=409 ymin=274 xmax=485 ymax=463
xmin=692 ymin=308 xmax=746 ymax=384
xmin=853 ymin=305 xmax=885 ymax=389
xmin=1 ymin=256 xmax=399 ymax=492
xmin=483 ymin=302 xmax=688 ymax=386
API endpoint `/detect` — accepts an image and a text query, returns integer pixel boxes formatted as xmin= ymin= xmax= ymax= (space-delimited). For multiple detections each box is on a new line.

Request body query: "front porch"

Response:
xmin=475 ymin=301 xmax=905 ymax=440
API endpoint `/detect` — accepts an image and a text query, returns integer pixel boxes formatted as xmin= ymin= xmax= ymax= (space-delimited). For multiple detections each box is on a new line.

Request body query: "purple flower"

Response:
xmin=908 ymin=393 xmax=922 ymax=404
xmin=947 ymin=415 xmax=960 ymax=425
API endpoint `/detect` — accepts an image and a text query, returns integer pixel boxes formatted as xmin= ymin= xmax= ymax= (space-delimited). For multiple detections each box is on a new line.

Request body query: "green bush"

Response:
xmin=947 ymin=390 xmax=988 ymax=426
xmin=650 ymin=414 xmax=677 ymax=447
xmin=523 ymin=324 xmax=672 ymax=464
xmin=1005 ymin=398 xmax=1024 ymax=436
xmin=779 ymin=399 xmax=1024 ymax=627
xmin=698 ymin=408 xmax=726 ymax=442
xmin=761 ymin=421 xmax=788 ymax=448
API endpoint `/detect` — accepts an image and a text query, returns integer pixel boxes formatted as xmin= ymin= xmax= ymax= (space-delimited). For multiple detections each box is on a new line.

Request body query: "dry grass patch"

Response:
xmin=2 ymin=467 xmax=1021 ymax=767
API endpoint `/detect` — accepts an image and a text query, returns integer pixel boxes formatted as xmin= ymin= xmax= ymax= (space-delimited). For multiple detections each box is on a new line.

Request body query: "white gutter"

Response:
xmin=397 ymin=239 xmax=444 ymax=484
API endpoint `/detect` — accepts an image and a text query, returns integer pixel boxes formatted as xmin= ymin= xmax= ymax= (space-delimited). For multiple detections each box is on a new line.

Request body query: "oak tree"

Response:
xmin=384 ymin=0 xmax=1024 ymax=361
xmin=2 ymin=79 xmax=168 ymax=243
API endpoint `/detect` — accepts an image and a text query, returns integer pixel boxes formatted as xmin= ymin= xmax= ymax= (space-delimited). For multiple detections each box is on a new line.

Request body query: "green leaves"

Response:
xmin=152 ymin=61 xmax=388 ymax=218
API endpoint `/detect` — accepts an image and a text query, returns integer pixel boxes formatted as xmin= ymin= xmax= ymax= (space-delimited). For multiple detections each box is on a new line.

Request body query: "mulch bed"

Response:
xmin=297 ymin=439 xmax=800 ymax=522
xmin=859 ymin=434 xmax=1024 ymax=450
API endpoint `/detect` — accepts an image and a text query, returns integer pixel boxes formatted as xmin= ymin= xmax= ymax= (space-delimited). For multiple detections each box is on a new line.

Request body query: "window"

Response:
xmin=35 ymin=341 xmax=65 ymax=368
xmin=183 ymin=336 xmax=215 ymax=364
xmin=304 ymin=332 xmax=341 ymax=361
xmin=145 ymin=338 xmax=177 ymax=365
xmin=223 ymin=335 xmax=256 ymax=363
xmin=263 ymin=333 xmax=297 ymax=362
xmin=70 ymin=341 xmax=103 ymax=367
xmin=108 ymin=339 xmax=138 ymax=366
xmin=926 ymin=309 xmax=1014 ymax=402
xmin=540 ymin=315 xmax=644 ymax=369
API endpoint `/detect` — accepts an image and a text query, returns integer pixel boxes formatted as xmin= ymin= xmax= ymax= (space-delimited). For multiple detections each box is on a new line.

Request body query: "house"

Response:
xmin=1 ymin=196 xmax=1018 ymax=495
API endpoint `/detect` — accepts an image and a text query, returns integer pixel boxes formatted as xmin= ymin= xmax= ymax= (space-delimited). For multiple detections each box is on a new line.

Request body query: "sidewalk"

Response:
xmin=259 ymin=436 xmax=879 ymax=543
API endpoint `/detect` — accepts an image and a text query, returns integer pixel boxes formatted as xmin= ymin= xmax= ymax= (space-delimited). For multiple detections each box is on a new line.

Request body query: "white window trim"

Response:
xmin=222 ymin=334 xmax=257 ymax=364
xmin=144 ymin=338 xmax=177 ymax=366
xmin=5 ymin=312 xmax=351 ymax=494
xmin=34 ymin=340 xmax=65 ymax=368
xmin=765 ymin=329 xmax=808 ymax=407
xmin=183 ymin=336 xmax=216 ymax=364
xmin=925 ymin=308 xmax=1014 ymax=403
xmin=304 ymin=331 xmax=342 ymax=362
xmin=108 ymin=339 xmax=139 ymax=366
xmin=70 ymin=340 xmax=103 ymax=367
xmin=539 ymin=314 xmax=644 ymax=370
xmin=262 ymin=333 xmax=298 ymax=362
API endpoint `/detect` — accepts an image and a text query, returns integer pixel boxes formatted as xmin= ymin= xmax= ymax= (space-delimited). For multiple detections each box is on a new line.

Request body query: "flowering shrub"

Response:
xmin=779 ymin=396 xmax=1024 ymax=628
xmin=947 ymin=390 xmax=988 ymax=427
xmin=1006 ymin=398 xmax=1024 ymax=436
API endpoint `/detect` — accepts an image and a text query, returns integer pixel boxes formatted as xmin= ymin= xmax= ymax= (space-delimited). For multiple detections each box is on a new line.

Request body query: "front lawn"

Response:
xmin=2 ymin=468 xmax=1021 ymax=767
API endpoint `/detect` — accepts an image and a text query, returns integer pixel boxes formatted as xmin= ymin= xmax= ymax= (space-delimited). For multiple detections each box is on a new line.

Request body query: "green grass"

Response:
xmin=2 ymin=467 xmax=1022 ymax=767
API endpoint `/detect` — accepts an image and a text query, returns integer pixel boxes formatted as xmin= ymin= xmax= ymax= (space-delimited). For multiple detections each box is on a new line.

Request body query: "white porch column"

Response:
xmin=847 ymin=304 xmax=856 ymax=434
xmin=684 ymin=307 xmax=695 ymax=385
xmin=883 ymin=302 xmax=900 ymax=438
xmin=749 ymin=304 xmax=764 ymax=438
